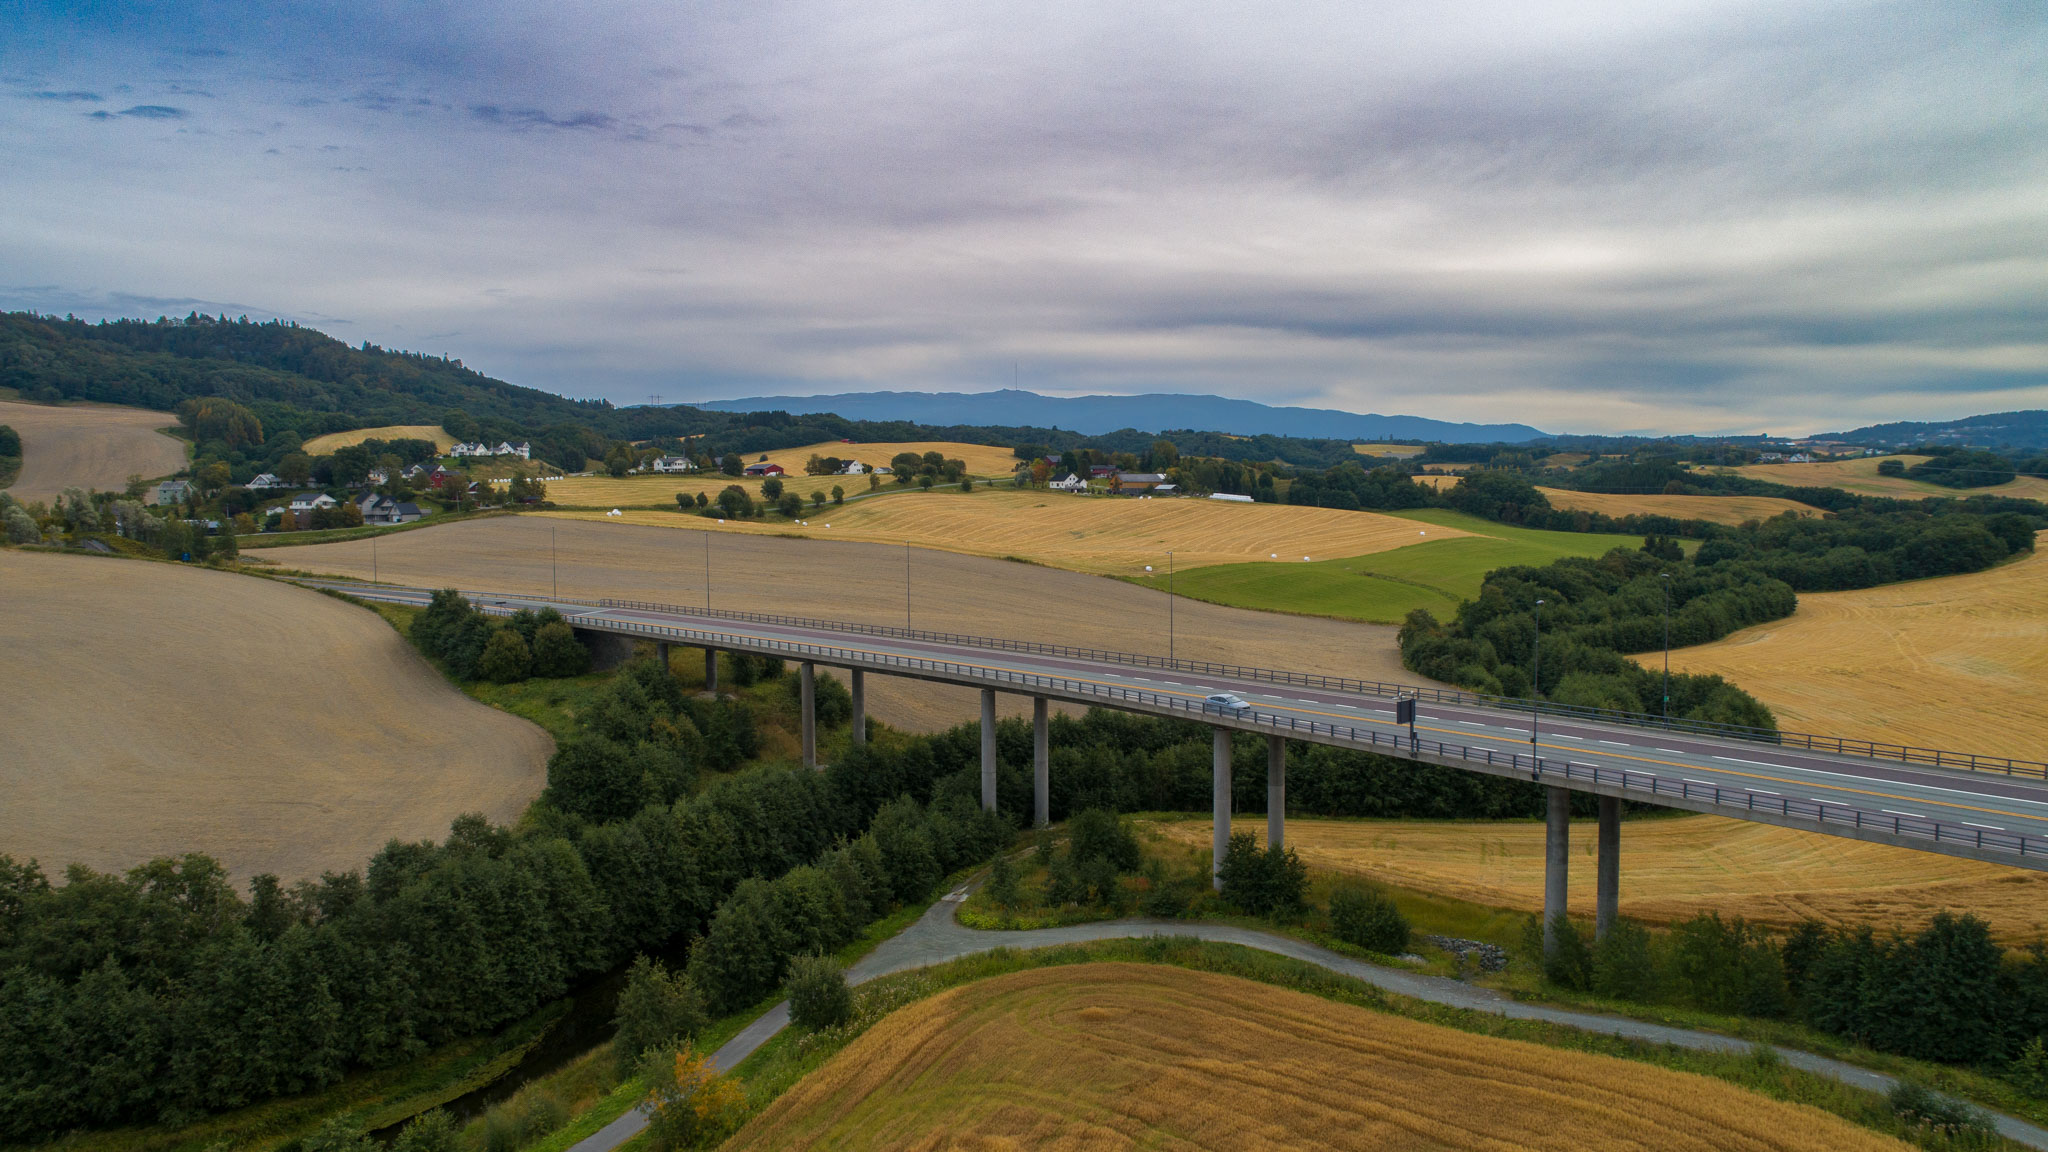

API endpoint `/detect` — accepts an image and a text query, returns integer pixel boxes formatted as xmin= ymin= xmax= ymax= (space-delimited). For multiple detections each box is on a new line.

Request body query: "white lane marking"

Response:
xmin=1684 ymin=779 xmax=1718 ymax=786
xmin=1715 ymin=756 xmax=1782 ymax=767
xmin=1554 ymin=734 xmax=1582 ymax=740
xmin=1599 ymin=740 xmax=1629 ymax=746
xmin=1748 ymin=789 xmax=1780 ymax=796
xmin=1964 ymin=821 xmax=2007 ymax=830
xmin=1657 ymin=749 xmax=1686 ymax=754
xmin=1883 ymin=809 xmax=1926 ymax=819
xmin=1460 ymin=722 xmax=1488 ymax=727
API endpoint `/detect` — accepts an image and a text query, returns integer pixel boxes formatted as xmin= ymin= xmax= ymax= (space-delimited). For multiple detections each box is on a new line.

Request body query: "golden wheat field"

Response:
xmin=256 ymin=516 xmax=1423 ymax=733
xmin=1642 ymin=532 xmax=2048 ymax=761
xmin=546 ymin=470 xmax=858 ymax=507
xmin=1159 ymin=816 xmax=2048 ymax=943
xmin=752 ymin=438 xmax=1022 ymax=476
xmin=1710 ymin=456 xmax=2048 ymax=501
xmin=727 ymin=963 xmax=1906 ymax=1152
xmin=1536 ymin=487 xmax=1821 ymax=527
xmin=0 ymin=398 xmax=186 ymax=501
xmin=300 ymin=424 xmax=458 ymax=455
xmin=0 ymin=550 xmax=552 ymax=882
xmin=538 ymin=487 xmax=1468 ymax=576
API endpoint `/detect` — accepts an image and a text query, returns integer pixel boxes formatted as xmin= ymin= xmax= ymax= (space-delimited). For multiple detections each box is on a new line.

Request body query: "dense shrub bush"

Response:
xmin=613 ymin=956 xmax=707 ymax=1068
xmin=784 ymin=955 xmax=852 ymax=1031
xmin=1217 ymin=832 xmax=1306 ymax=916
xmin=1328 ymin=884 xmax=1409 ymax=954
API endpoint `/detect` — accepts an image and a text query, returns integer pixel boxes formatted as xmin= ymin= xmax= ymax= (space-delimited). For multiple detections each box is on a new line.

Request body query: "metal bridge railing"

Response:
xmin=471 ymin=600 xmax=2045 ymax=864
xmin=585 ymin=595 xmax=2048 ymax=782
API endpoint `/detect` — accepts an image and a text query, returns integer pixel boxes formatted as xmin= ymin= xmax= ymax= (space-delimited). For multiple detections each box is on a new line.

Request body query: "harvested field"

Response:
xmin=538 ymin=487 xmax=1469 ymax=576
xmin=0 ymin=398 xmax=185 ymax=501
xmin=1709 ymin=456 xmax=2048 ymax=501
xmin=748 ymin=438 xmax=1018 ymax=476
xmin=728 ymin=962 xmax=1904 ymax=1152
xmin=1537 ymin=487 xmax=1820 ymax=526
xmin=547 ymin=470 xmax=858 ymax=508
xmin=301 ymin=424 xmax=456 ymax=455
xmin=1353 ymin=443 xmax=1425 ymax=458
xmin=257 ymin=516 xmax=1422 ymax=733
xmin=1642 ymin=533 xmax=2048 ymax=762
xmin=0 ymin=550 xmax=551 ymax=882
xmin=1158 ymin=817 xmax=2048 ymax=944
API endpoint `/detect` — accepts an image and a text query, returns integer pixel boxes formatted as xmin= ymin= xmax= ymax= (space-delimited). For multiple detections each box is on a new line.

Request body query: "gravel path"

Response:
xmin=571 ymin=890 xmax=2048 ymax=1150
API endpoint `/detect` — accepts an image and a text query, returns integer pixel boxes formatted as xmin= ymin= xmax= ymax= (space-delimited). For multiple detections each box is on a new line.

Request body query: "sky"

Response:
xmin=2 ymin=1 xmax=2045 ymax=436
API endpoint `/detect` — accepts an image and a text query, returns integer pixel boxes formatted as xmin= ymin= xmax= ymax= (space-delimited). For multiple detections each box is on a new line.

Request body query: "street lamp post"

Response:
xmin=551 ymin=525 xmax=557 ymax=599
xmin=703 ymin=530 xmax=711 ymax=610
xmin=1660 ymin=573 xmax=1672 ymax=721
xmin=1530 ymin=598 xmax=1544 ymax=759
xmin=904 ymin=542 xmax=911 ymax=629
xmin=1168 ymin=550 xmax=1175 ymax=662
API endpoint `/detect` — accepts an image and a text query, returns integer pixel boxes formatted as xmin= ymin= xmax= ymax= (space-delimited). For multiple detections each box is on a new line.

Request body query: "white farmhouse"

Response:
xmin=1049 ymin=472 xmax=1089 ymax=493
xmin=651 ymin=455 xmax=697 ymax=474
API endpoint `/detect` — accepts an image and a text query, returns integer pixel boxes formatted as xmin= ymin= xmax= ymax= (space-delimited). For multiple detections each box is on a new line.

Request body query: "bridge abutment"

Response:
xmin=1266 ymin=734 xmax=1286 ymax=854
xmin=980 ymin=689 xmax=997 ymax=812
xmin=1597 ymin=795 xmax=1620 ymax=940
xmin=1544 ymin=786 xmax=1570 ymax=957
xmin=1212 ymin=727 xmax=1233 ymax=891
xmin=1033 ymin=697 xmax=1050 ymax=828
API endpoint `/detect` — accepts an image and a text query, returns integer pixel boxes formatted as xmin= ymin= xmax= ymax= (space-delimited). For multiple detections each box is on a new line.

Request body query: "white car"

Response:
xmin=1203 ymin=692 xmax=1252 ymax=715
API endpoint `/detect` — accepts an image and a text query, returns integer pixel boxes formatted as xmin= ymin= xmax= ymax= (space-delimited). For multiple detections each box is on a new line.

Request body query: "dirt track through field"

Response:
xmin=257 ymin=516 xmax=1421 ymax=732
xmin=0 ymin=551 xmax=551 ymax=882
xmin=0 ymin=399 xmax=186 ymax=501
xmin=1641 ymin=533 xmax=2048 ymax=762
xmin=1160 ymin=816 xmax=2048 ymax=943
xmin=727 ymin=962 xmax=1906 ymax=1152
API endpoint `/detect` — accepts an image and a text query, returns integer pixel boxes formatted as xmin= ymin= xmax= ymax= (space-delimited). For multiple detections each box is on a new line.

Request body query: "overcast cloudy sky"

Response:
xmin=3 ymin=1 xmax=2044 ymax=434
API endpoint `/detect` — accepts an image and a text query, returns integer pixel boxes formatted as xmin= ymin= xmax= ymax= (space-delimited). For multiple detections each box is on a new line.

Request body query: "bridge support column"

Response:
xmin=1267 ymin=735 xmax=1286 ymax=854
xmin=656 ymin=641 xmax=670 ymax=674
xmin=849 ymin=670 xmax=866 ymax=747
xmin=1032 ymin=697 xmax=1049 ymax=828
xmin=980 ymin=689 xmax=998 ymax=812
xmin=1597 ymin=796 xmax=1620 ymax=941
xmin=1212 ymin=727 xmax=1233 ymax=891
xmin=800 ymin=662 xmax=817 ymax=770
xmin=1544 ymin=786 xmax=1570 ymax=957
xmin=704 ymin=648 xmax=718 ymax=694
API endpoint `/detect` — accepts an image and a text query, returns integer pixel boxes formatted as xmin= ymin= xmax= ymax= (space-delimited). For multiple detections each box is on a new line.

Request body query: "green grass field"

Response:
xmin=1128 ymin=510 xmax=1653 ymax=623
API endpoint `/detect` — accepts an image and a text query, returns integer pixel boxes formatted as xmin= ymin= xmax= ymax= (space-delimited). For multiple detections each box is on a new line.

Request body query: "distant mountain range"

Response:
xmin=1822 ymin=410 xmax=2048 ymax=452
xmin=691 ymin=389 xmax=1549 ymax=445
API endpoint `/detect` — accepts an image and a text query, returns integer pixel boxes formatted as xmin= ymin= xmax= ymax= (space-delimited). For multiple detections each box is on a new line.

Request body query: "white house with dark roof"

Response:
xmin=153 ymin=479 xmax=194 ymax=505
xmin=650 ymin=455 xmax=697 ymax=473
xmin=245 ymin=473 xmax=287 ymax=490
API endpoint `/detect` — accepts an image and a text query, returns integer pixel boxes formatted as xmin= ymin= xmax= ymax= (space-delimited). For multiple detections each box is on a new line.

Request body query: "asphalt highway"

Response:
xmin=317 ymin=581 xmax=2048 ymax=860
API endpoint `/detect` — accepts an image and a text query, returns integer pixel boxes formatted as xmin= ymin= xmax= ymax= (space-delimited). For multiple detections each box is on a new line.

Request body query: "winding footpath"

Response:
xmin=571 ymin=891 xmax=2048 ymax=1151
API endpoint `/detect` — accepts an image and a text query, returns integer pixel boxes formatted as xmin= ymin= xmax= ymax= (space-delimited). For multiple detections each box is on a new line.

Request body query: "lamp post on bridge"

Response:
xmin=1660 ymin=573 xmax=1671 ymax=721
xmin=1168 ymin=550 xmax=1175 ymax=662
xmin=1530 ymin=598 xmax=1544 ymax=759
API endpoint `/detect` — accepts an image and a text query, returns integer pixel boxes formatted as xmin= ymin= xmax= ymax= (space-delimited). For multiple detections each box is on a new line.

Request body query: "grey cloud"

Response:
xmin=32 ymin=90 xmax=101 ymax=101
xmin=469 ymin=104 xmax=617 ymax=131
xmin=116 ymin=104 xmax=186 ymax=119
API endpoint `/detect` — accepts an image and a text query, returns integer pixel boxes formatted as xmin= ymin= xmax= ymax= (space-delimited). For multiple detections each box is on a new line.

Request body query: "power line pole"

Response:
xmin=551 ymin=525 xmax=557 ymax=599
xmin=1530 ymin=599 xmax=1544 ymax=758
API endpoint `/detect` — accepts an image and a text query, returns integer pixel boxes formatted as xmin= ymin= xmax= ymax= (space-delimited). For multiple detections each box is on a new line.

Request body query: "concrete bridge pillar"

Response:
xmin=1032 ymin=697 xmax=1050 ymax=828
xmin=1543 ymin=786 xmax=1570 ymax=957
xmin=1212 ymin=727 xmax=1233 ymax=891
xmin=980 ymin=689 xmax=998 ymax=812
xmin=1266 ymin=734 xmax=1286 ymax=854
xmin=703 ymin=648 xmax=718 ymax=694
xmin=849 ymin=669 xmax=866 ymax=746
xmin=800 ymin=662 xmax=817 ymax=770
xmin=1597 ymin=796 xmax=1621 ymax=940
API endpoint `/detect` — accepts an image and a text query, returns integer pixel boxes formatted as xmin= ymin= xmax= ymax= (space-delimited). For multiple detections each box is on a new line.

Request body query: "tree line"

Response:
xmin=0 ymin=669 xmax=1014 ymax=1142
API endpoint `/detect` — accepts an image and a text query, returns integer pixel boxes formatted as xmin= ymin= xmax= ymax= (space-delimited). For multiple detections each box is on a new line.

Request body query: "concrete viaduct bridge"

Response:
xmin=314 ymin=580 xmax=2048 ymax=955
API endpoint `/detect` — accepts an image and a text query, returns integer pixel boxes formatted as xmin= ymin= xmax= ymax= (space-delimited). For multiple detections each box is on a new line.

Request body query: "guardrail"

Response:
xmin=586 ymin=595 xmax=2048 ymax=782
xmin=459 ymin=598 xmax=2046 ymax=865
xmin=314 ymin=581 xmax=2046 ymax=782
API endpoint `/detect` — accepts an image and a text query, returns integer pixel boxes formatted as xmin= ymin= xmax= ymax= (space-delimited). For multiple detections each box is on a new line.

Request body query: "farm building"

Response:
xmin=743 ymin=462 xmax=786 ymax=477
xmin=839 ymin=460 xmax=869 ymax=474
xmin=245 ymin=473 xmax=288 ymax=490
xmin=1050 ymin=473 xmax=1089 ymax=493
xmin=356 ymin=494 xmax=426 ymax=524
xmin=649 ymin=455 xmax=697 ymax=473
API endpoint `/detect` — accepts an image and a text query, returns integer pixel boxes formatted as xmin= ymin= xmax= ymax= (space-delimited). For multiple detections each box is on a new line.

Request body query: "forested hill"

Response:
xmin=1821 ymin=410 xmax=2048 ymax=452
xmin=0 ymin=311 xmax=1369 ymax=469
